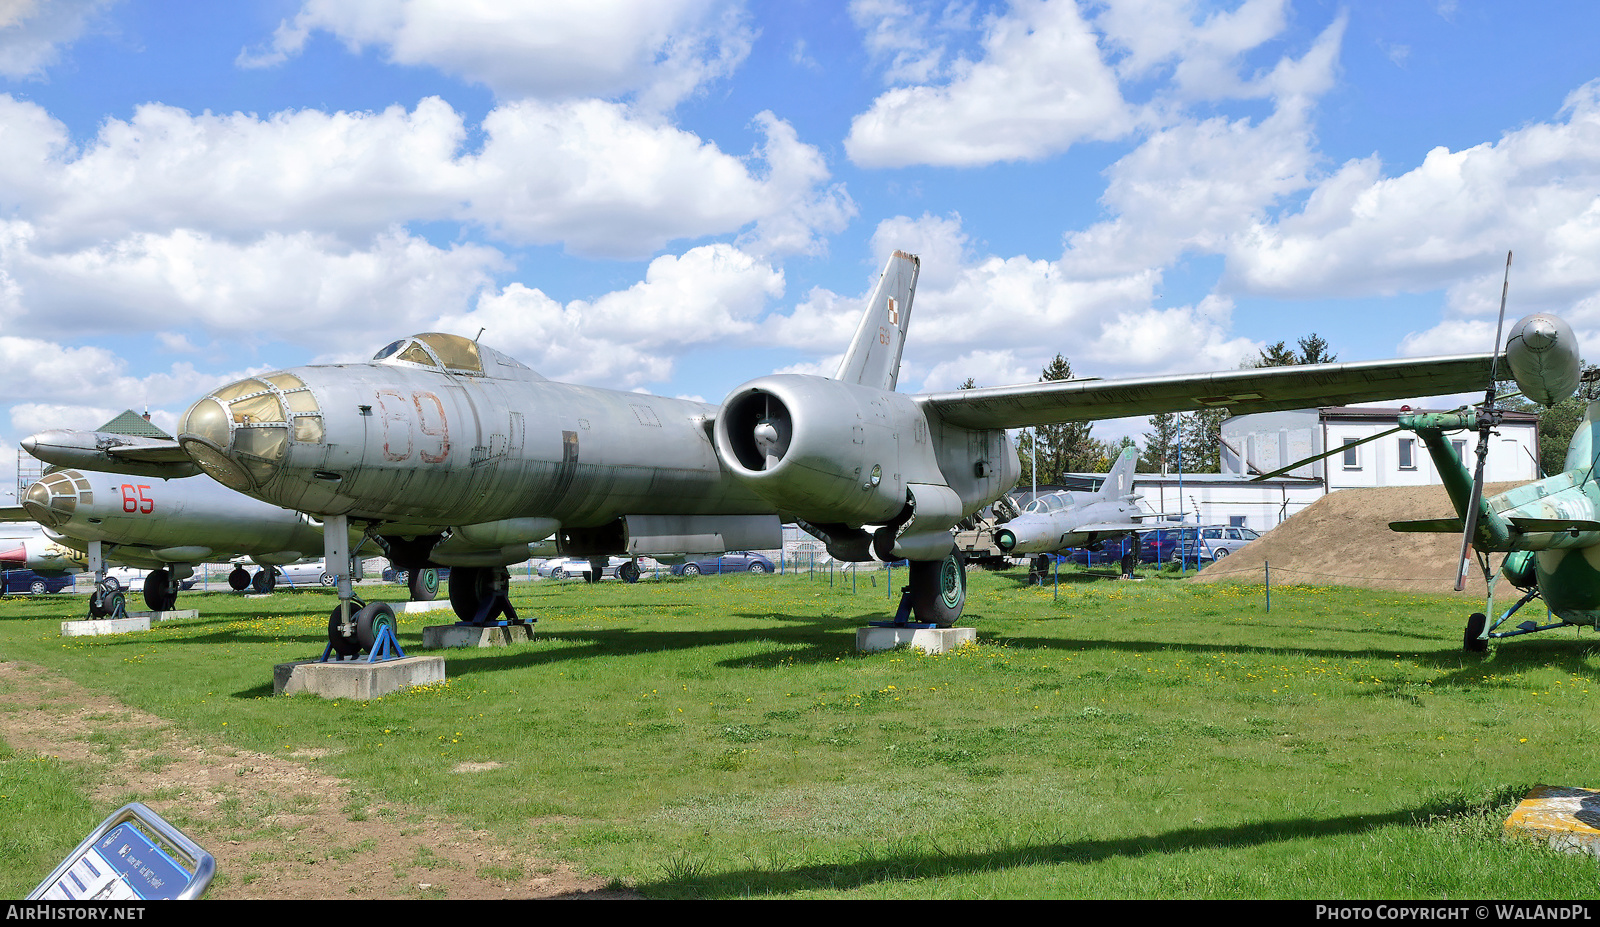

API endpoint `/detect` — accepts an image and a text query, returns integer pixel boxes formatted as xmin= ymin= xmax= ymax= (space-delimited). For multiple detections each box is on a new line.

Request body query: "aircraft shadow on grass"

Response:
xmin=202 ymin=612 xmax=878 ymax=698
xmin=991 ymin=633 xmax=1600 ymax=687
xmin=1001 ymin=569 xmax=1141 ymax=588
xmin=633 ymin=785 xmax=1528 ymax=898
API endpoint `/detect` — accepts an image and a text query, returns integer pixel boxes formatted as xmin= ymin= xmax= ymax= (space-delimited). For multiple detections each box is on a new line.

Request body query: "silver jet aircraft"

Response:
xmin=6 ymin=467 xmax=385 ymax=612
xmin=993 ymin=447 xmax=1170 ymax=567
xmin=28 ymin=251 xmax=1517 ymax=656
xmin=0 ymin=524 xmax=88 ymax=579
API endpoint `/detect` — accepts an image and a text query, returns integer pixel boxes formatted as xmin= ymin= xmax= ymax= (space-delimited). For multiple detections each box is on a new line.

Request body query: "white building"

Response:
xmin=1121 ymin=406 xmax=1541 ymax=532
xmin=1221 ymin=406 xmax=1539 ymax=490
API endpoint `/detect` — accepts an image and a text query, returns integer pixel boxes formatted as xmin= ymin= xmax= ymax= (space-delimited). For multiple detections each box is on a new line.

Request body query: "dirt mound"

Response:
xmin=1190 ymin=482 xmax=1521 ymax=595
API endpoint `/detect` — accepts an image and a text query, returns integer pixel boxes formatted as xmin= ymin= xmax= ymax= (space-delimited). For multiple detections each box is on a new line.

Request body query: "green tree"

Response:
xmin=1180 ymin=408 xmax=1226 ymax=473
xmin=1011 ymin=355 xmax=1101 ymax=485
xmin=1255 ymin=334 xmax=1337 ymax=367
xmin=1140 ymin=412 xmax=1182 ymax=472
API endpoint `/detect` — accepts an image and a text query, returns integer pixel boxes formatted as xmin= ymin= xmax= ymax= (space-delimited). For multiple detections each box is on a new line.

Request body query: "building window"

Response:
xmin=1342 ymin=437 xmax=1361 ymax=469
xmin=1229 ymin=516 xmax=1247 ymax=528
xmin=1398 ymin=437 xmax=1416 ymax=470
xmin=1451 ymin=439 xmax=1467 ymax=463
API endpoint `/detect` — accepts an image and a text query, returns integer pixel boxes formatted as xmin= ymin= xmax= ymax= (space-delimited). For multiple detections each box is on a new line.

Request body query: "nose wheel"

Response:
xmin=88 ymin=579 xmax=126 ymax=619
xmin=1464 ymin=612 xmax=1489 ymax=652
xmin=326 ymin=600 xmax=403 ymax=659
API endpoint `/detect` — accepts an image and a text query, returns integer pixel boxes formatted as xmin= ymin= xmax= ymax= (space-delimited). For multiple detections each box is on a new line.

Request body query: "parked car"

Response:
xmin=670 ymin=551 xmax=775 ymax=576
xmin=1057 ymin=529 xmax=1187 ymax=566
xmin=1 ymin=569 xmax=75 ymax=594
xmin=1169 ymin=525 xmax=1262 ymax=563
xmin=537 ymin=557 xmax=662 ymax=582
xmin=274 ymin=560 xmax=336 ymax=586
xmin=1133 ymin=526 xmax=1199 ymax=563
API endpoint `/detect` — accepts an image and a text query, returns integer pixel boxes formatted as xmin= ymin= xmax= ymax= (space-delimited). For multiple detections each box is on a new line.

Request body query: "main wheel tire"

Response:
xmin=143 ymin=568 xmax=176 ymax=611
xmin=327 ymin=604 xmax=362 ymax=658
xmin=617 ymin=560 xmax=640 ymax=584
xmin=355 ymin=601 xmax=398 ymax=652
xmin=448 ymin=565 xmax=491 ymax=622
xmin=1464 ymin=612 xmax=1489 ymax=652
xmin=250 ymin=569 xmax=277 ymax=594
xmin=409 ymin=568 xmax=439 ymax=601
xmin=228 ymin=566 xmax=251 ymax=591
xmin=585 ymin=559 xmax=605 ymax=583
xmin=681 ymin=563 xmax=701 ymax=576
xmin=909 ymin=548 xmax=967 ymax=628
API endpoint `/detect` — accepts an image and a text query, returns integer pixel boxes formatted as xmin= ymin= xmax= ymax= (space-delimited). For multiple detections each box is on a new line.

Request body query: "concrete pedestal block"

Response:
xmin=395 ymin=600 xmax=454 ymax=615
xmin=1505 ymin=785 xmax=1600 ymax=856
xmin=273 ymin=655 xmax=446 ymax=699
xmin=62 ymin=616 xmax=150 ymax=637
xmin=422 ymin=624 xmax=535 ymax=648
xmin=128 ymin=609 xmax=200 ymax=622
xmin=856 ymin=626 xmax=976 ymax=654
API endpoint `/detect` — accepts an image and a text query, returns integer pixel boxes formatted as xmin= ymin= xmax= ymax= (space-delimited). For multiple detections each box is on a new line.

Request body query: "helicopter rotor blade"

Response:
xmin=1454 ymin=250 xmax=1512 ymax=592
xmin=1247 ymin=425 xmax=1406 ymax=482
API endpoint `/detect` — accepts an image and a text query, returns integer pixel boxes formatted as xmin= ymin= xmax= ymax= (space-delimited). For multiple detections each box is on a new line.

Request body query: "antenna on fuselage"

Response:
xmin=474 ymin=327 xmax=486 ymax=343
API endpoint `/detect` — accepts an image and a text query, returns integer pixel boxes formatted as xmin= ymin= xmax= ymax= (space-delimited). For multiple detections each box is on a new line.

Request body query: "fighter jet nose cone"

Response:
xmin=995 ymin=528 xmax=1016 ymax=552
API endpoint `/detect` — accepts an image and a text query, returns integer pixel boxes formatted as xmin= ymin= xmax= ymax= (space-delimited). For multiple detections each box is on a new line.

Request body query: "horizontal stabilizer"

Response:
xmin=1389 ymin=518 xmax=1466 ymax=533
xmin=1507 ymin=517 xmax=1600 ymax=535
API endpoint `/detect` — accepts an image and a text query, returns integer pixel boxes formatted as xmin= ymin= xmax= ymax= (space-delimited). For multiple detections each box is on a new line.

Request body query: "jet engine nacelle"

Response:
xmin=715 ymin=375 xmax=945 ymax=527
xmin=1505 ymin=313 xmax=1581 ymax=407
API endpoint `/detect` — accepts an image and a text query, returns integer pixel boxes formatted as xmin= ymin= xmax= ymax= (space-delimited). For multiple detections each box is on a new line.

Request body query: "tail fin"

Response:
xmin=835 ymin=251 xmax=919 ymax=391
xmin=1098 ymin=446 xmax=1138 ymax=499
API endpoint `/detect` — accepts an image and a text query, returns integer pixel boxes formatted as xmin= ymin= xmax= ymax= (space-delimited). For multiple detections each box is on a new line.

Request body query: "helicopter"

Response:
xmin=1257 ymin=254 xmax=1596 ymax=650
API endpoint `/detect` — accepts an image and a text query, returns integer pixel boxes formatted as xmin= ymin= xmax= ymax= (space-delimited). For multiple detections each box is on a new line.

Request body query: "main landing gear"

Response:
xmin=884 ymin=546 xmax=967 ymax=628
xmin=446 ymin=566 xmax=522 ymax=626
xmin=142 ymin=567 xmax=189 ymax=612
xmin=1462 ymin=584 xmax=1570 ymax=651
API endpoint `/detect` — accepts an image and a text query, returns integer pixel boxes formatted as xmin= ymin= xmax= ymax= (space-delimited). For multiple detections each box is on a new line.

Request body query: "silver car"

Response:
xmin=1173 ymin=525 xmax=1262 ymax=562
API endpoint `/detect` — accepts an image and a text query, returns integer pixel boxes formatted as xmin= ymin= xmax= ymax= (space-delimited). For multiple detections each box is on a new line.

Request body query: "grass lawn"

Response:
xmin=2 ymin=564 xmax=1598 ymax=898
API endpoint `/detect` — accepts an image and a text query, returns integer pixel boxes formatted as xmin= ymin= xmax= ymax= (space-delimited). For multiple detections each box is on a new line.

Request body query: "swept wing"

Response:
xmin=917 ymin=355 xmax=1495 ymax=430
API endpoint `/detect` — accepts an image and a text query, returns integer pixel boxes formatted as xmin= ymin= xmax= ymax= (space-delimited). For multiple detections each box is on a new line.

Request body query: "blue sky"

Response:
xmin=3 ymin=0 xmax=1600 ymax=488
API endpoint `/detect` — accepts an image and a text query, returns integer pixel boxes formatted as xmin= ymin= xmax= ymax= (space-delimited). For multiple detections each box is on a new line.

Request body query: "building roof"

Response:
xmin=96 ymin=409 xmax=172 ymax=439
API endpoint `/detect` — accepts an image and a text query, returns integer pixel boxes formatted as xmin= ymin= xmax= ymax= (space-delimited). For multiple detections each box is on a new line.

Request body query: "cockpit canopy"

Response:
xmin=1023 ymin=493 xmax=1069 ymax=514
xmin=372 ymin=333 xmax=541 ymax=380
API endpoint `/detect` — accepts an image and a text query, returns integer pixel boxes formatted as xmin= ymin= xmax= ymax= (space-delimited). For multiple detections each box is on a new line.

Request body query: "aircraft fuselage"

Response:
xmin=23 ymin=468 xmax=332 ymax=568
xmin=178 ymin=342 xmax=774 ymax=535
